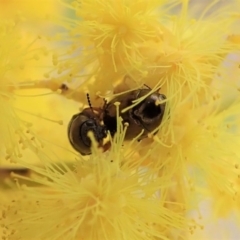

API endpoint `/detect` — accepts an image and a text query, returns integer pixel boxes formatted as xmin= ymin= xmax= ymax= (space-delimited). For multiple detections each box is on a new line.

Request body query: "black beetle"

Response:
xmin=67 ymin=86 xmax=166 ymax=155
xmin=103 ymin=87 xmax=166 ymax=141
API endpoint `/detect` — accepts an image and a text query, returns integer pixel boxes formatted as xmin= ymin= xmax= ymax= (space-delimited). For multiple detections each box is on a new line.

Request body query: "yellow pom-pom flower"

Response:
xmin=0 ymin=16 xmax=56 ymax=165
xmin=47 ymin=0 xmax=240 ymax=111
xmin=1 ymin=121 xmax=187 ymax=240
xmin=1 ymin=1 xmax=240 ymax=239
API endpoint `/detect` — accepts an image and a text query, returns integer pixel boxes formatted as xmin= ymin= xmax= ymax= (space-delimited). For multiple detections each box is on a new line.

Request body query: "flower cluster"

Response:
xmin=1 ymin=0 xmax=240 ymax=240
xmin=0 ymin=16 xmax=45 ymax=164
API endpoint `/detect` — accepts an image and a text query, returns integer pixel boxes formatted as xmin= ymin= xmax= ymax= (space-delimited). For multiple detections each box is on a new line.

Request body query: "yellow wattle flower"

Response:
xmin=42 ymin=0 xmax=240 ymax=129
xmin=43 ymin=0 xmax=179 ymax=101
xmin=144 ymin=95 xmax=240 ymax=218
xmin=1 ymin=121 xmax=187 ymax=240
xmin=1 ymin=0 xmax=240 ymax=239
xmin=0 ymin=18 xmax=30 ymax=164
xmin=0 ymin=16 xmax=57 ymax=166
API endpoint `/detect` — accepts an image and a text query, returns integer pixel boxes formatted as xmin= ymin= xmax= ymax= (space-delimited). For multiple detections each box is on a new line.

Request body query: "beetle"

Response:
xmin=67 ymin=94 xmax=109 ymax=155
xmin=67 ymin=85 xmax=166 ymax=155
xmin=103 ymin=86 xmax=166 ymax=141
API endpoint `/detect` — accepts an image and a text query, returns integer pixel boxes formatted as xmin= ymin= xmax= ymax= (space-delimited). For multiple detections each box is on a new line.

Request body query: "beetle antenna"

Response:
xmin=86 ymin=93 xmax=93 ymax=112
xmin=144 ymin=84 xmax=151 ymax=89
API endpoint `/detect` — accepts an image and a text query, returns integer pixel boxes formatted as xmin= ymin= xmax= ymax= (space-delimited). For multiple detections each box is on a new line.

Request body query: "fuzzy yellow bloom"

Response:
xmin=0 ymin=16 xmax=57 ymax=166
xmin=2 ymin=0 xmax=240 ymax=240
xmin=44 ymin=0 xmax=240 ymax=111
xmin=1 ymin=124 xmax=187 ymax=240
xmin=44 ymin=0 xmax=179 ymax=101
xmin=0 ymin=18 xmax=32 ymax=164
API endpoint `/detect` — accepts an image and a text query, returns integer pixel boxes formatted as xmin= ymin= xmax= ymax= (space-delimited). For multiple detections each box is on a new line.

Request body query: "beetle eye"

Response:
xmin=96 ymin=125 xmax=107 ymax=141
xmin=85 ymin=121 xmax=96 ymax=127
xmin=80 ymin=119 xmax=107 ymax=147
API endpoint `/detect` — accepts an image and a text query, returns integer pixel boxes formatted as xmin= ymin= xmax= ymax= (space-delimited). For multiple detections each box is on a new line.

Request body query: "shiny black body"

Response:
xmin=68 ymin=88 xmax=166 ymax=155
xmin=103 ymin=88 xmax=166 ymax=141
xmin=68 ymin=108 xmax=107 ymax=155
